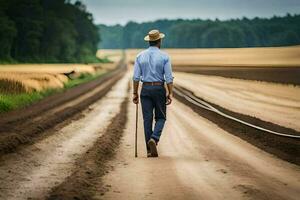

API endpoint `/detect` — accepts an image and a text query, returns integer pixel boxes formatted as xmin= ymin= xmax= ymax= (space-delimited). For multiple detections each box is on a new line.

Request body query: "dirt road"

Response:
xmin=0 ymin=72 xmax=129 ymax=200
xmin=0 ymin=69 xmax=299 ymax=199
xmin=102 ymin=99 xmax=300 ymax=199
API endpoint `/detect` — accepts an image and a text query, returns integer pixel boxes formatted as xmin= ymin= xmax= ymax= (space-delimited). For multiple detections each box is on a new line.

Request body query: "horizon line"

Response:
xmin=96 ymin=12 xmax=300 ymax=26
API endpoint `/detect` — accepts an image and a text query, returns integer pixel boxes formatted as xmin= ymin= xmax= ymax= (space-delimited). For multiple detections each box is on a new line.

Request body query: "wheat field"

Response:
xmin=0 ymin=73 xmax=69 ymax=94
xmin=0 ymin=63 xmax=117 ymax=94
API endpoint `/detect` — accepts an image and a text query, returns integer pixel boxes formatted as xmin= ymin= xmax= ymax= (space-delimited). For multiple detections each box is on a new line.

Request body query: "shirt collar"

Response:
xmin=148 ymin=46 xmax=159 ymax=50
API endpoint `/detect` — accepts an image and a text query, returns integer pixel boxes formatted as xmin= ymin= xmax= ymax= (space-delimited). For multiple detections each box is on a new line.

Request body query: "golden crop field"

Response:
xmin=0 ymin=73 xmax=68 ymax=94
xmin=0 ymin=63 xmax=117 ymax=94
xmin=100 ymin=46 xmax=300 ymax=67
xmin=0 ymin=64 xmax=96 ymax=74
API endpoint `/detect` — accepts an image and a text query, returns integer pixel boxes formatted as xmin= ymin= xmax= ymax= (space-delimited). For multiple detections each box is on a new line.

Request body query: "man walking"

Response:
xmin=132 ymin=29 xmax=174 ymax=157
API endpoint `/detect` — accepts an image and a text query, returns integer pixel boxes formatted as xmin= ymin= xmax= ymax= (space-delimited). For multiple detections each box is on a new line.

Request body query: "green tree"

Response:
xmin=7 ymin=0 xmax=44 ymax=61
xmin=99 ymin=14 xmax=300 ymax=49
xmin=0 ymin=0 xmax=100 ymax=63
xmin=0 ymin=14 xmax=16 ymax=61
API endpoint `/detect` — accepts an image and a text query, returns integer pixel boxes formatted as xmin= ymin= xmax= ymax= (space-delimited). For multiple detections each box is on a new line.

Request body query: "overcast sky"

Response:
xmin=78 ymin=0 xmax=300 ymax=25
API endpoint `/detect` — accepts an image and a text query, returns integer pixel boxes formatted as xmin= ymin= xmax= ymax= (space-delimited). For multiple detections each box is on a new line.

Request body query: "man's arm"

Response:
xmin=164 ymin=56 xmax=174 ymax=105
xmin=132 ymin=57 xmax=141 ymax=104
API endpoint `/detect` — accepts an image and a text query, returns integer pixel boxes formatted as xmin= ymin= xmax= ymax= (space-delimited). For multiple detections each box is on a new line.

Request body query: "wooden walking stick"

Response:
xmin=135 ymin=103 xmax=138 ymax=157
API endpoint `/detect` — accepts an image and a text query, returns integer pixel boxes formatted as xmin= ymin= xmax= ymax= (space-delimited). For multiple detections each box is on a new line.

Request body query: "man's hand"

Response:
xmin=133 ymin=93 xmax=139 ymax=104
xmin=166 ymin=82 xmax=173 ymax=105
xmin=166 ymin=94 xmax=172 ymax=105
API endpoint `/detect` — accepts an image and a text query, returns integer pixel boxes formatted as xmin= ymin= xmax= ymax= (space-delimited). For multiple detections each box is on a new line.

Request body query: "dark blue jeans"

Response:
xmin=140 ymin=85 xmax=166 ymax=150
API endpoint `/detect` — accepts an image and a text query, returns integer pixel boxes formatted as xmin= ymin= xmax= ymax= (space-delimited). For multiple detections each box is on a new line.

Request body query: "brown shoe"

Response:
xmin=148 ymin=138 xmax=158 ymax=157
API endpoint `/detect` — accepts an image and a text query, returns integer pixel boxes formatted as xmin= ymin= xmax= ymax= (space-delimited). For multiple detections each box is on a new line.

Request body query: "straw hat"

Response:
xmin=144 ymin=29 xmax=165 ymax=41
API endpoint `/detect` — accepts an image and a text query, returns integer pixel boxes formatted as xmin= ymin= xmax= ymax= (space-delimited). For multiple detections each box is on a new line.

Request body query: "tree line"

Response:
xmin=98 ymin=14 xmax=300 ymax=49
xmin=0 ymin=0 xmax=99 ymax=63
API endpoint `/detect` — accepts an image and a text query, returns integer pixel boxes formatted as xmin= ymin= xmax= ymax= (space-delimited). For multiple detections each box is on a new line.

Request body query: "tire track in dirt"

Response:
xmin=47 ymin=97 xmax=128 ymax=200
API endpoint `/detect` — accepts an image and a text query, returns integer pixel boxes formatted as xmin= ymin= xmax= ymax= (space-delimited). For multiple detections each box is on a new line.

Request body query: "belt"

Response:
xmin=143 ymin=82 xmax=164 ymax=86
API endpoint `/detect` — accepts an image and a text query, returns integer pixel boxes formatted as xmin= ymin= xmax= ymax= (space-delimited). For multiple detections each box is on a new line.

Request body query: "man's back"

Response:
xmin=133 ymin=46 xmax=173 ymax=84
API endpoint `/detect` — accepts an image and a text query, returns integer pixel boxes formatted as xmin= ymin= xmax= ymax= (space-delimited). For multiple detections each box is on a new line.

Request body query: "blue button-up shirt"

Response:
xmin=133 ymin=46 xmax=174 ymax=84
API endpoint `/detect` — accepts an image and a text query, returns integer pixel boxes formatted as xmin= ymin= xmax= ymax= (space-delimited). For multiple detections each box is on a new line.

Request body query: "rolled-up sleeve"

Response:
xmin=133 ymin=57 xmax=141 ymax=81
xmin=164 ymin=56 xmax=174 ymax=84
